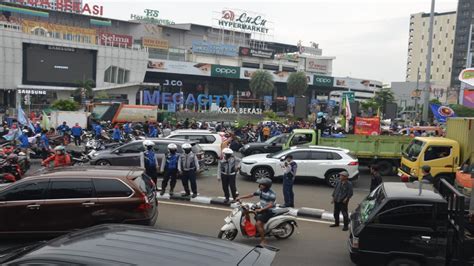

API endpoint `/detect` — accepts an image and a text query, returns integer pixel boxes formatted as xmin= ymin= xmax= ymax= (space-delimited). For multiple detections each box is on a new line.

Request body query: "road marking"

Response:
xmin=160 ymin=201 xmax=334 ymax=225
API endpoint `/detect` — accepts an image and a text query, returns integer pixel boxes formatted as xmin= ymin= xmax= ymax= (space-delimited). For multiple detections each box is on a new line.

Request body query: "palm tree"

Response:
xmin=74 ymin=79 xmax=95 ymax=102
xmin=374 ymin=88 xmax=395 ymax=115
xmin=287 ymin=71 xmax=308 ymax=96
xmin=249 ymin=70 xmax=274 ymax=107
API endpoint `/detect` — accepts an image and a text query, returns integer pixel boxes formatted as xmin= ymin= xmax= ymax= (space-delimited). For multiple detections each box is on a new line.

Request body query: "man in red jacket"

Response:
xmin=42 ymin=146 xmax=71 ymax=168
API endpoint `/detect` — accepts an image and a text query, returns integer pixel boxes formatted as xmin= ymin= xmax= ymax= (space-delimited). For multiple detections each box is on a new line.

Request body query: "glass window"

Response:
xmin=124 ymin=70 xmax=130 ymax=83
xmin=0 ymin=181 xmax=49 ymax=201
xmin=289 ymin=151 xmax=309 ymax=160
xmin=93 ymin=179 xmax=133 ymax=198
xmin=49 ymin=180 xmax=94 ymax=199
xmin=404 ymin=139 xmax=425 ymax=162
xmin=119 ymin=142 xmax=145 ymax=153
xmin=118 ymin=68 xmax=125 ymax=84
xmin=111 ymin=66 xmax=117 ymax=83
xmin=374 ymin=204 xmax=434 ymax=228
xmin=104 ymin=67 xmax=112 ymax=83
xmin=290 ymin=134 xmax=313 ymax=146
xmin=424 ymin=146 xmax=451 ymax=161
xmin=205 ymin=135 xmax=216 ymax=143
xmin=360 ymin=186 xmax=385 ymax=223
xmin=153 ymin=143 xmax=169 ymax=153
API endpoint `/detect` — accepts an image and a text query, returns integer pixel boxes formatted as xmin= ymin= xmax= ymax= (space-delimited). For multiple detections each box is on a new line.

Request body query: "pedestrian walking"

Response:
xmin=112 ymin=125 xmax=122 ymax=142
xmin=330 ymin=171 xmax=353 ymax=231
xmin=281 ymin=154 xmax=297 ymax=207
xmin=369 ymin=165 xmax=382 ymax=192
xmin=160 ymin=143 xmax=180 ymax=196
xmin=71 ymin=123 xmax=83 ymax=146
xmin=140 ymin=140 xmax=161 ymax=186
xmin=178 ymin=143 xmax=200 ymax=198
xmin=217 ymin=148 xmax=240 ymax=203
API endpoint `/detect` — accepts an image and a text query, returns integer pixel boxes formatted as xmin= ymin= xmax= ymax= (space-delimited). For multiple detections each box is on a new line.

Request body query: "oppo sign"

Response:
xmin=313 ymin=75 xmax=334 ymax=87
xmin=211 ymin=65 xmax=240 ymax=78
xmin=215 ymin=68 xmax=237 ymax=74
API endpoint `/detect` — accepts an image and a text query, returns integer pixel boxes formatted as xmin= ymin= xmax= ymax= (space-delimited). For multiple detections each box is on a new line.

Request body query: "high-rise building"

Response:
xmin=406 ymin=12 xmax=457 ymax=87
xmin=451 ymin=0 xmax=474 ymax=89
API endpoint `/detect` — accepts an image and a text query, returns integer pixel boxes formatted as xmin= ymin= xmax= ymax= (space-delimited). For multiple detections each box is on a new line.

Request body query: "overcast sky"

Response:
xmin=99 ymin=0 xmax=459 ymax=84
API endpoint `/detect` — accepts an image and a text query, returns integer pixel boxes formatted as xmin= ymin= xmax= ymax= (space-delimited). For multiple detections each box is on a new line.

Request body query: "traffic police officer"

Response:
xmin=217 ymin=148 xmax=240 ymax=203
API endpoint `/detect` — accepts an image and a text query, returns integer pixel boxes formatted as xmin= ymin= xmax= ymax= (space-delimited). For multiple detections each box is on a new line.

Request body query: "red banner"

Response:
xmin=354 ymin=117 xmax=381 ymax=136
xmin=98 ymin=32 xmax=133 ymax=47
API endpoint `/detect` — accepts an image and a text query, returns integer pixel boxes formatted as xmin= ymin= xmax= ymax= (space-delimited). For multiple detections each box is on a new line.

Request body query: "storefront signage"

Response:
xmin=313 ymin=75 xmax=334 ymax=87
xmin=22 ymin=19 xmax=97 ymax=44
xmin=163 ymin=80 xmax=183 ymax=86
xmin=274 ymin=53 xmax=299 ymax=62
xmin=217 ymin=107 xmax=263 ymax=115
xmin=142 ymin=37 xmax=169 ymax=50
xmin=48 ymin=46 xmax=75 ymax=52
xmin=306 ymin=58 xmax=332 ymax=74
xmin=143 ymin=91 xmax=234 ymax=108
xmin=211 ymin=65 xmax=240 ymax=79
xmin=299 ymin=46 xmax=322 ymax=56
xmin=10 ymin=0 xmax=104 ymax=16
xmin=239 ymin=47 xmax=274 ymax=59
xmin=98 ymin=32 xmax=132 ymax=47
xmin=218 ymin=10 xmax=269 ymax=34
xmin=17 ymin=89 xmax=47 ymax=95
xmin=130 ymin=9 xmax=175 ymax=25
xmin=147 ymin=60 xmax=211 ymax=76
xmin=192 ymin=41 xmax=238 ymax=57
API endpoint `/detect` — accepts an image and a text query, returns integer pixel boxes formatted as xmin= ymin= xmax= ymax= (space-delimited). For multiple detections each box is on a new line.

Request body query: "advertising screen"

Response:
xmin=23 ymin=43 xmax=97 ymax=87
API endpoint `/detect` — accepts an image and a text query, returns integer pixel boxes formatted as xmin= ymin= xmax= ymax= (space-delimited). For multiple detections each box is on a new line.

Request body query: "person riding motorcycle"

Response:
xmin=236 ymin=178 xmax=276 ymax=245
xmin=42 ymin=146 xmax=71 ymax=168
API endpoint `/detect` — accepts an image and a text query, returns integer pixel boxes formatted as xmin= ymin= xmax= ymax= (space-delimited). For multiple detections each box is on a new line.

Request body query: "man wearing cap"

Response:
xmin=421 ymin=165 xmax=441 ymax=191
xmin=330 ymin=171 xmax=353 ymax=231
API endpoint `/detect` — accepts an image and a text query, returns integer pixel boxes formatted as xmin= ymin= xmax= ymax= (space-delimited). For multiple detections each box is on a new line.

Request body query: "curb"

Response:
xmin=157 ymin=193 xmax=344 ymax=222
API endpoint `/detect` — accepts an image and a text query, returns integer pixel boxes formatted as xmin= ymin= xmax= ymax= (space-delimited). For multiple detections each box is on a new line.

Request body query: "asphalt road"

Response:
xmin=155 ymin=201 xmax=354 ymax=266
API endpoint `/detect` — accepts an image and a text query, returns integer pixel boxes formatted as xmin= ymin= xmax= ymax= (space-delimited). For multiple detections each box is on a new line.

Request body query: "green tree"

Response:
xmin=249 ymin=70 xmax=274 ymax=100
xmin=73 ymin=79 xmax=95 ymax=102
xmin=287 ymin=71 xmax=308 ymax=96
xmin=51 ymin=99 xmax=80 ymax=111
xmin=360 ymin=88 xmax=395 ymax=116
xmin=450 ymin=104 xmax=474 ymax=117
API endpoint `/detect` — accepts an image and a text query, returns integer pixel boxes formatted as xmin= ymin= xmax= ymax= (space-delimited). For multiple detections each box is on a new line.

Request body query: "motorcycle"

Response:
xmin=218 ymin=202 xmax=297 ymax=241
xmin=68 ymin=150 xmax=90 ymax=166
xmin=0 ymin=157 xmax=22 ymax=183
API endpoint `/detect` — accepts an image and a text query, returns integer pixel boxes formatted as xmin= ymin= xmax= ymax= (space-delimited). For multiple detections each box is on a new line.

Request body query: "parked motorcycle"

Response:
xmin=0 ymin=156 xmax=23 ymax=183
xmin=218 ymin=202 xmax=297 ymax=241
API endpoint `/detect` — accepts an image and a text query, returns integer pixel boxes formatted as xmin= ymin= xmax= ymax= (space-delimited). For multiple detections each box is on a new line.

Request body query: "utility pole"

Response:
xmin=415 ymin=67 xmax=420 ymax=120
xmin=422 ymin=0 xmax=436 ymax=123
xmin=459 ymin=24 xmax=473 ymax=105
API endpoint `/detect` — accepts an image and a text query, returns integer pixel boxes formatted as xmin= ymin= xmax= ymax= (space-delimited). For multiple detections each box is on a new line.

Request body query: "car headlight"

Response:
xmin=410 ymin=168 xmax=417 ymax=176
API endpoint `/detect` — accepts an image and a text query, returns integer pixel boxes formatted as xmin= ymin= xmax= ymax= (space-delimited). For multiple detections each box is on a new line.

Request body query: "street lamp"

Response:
xmin=422 ymin=0 xmax=436 ymax=123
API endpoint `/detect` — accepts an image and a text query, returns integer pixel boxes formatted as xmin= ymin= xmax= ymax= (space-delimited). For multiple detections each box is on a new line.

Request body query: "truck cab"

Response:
xmin=399 ymin=137 xmax=460 ymax=182
xmin=349 ymin=181 xmax=474 ymax=266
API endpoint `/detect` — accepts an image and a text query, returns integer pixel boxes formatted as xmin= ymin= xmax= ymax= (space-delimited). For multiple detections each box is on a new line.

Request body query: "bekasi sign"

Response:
xmin=218 ymin=10 xmax=269 ymax=34
xmin=143 ymin=91 xmax=234 ymax=108
xmin=10 ymin=0 xmax=104 ymax=16
xmin=98 ymin=32 xmax=132 ymax=47
xmin=239 ymin=47 xmax=274 ymax=59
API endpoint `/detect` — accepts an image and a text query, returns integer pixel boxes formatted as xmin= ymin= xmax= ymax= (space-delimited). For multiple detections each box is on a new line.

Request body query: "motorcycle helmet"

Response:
xmin=317 ymin=112 xmax=324 ymax=118
xmin=257 ymin=177 xmax=272 ymax=189
xmin=223 ymin=148 xmax=233 ymax=159
xmin=182 ymin=143 xmax=192 ymax=154
xmin=167 ymin=143 xmax=177 ymax=152
xmin=143 ymin=140 xmax=155 ymax=149
xmin=54 ymin=145 xmax=66 ymax=155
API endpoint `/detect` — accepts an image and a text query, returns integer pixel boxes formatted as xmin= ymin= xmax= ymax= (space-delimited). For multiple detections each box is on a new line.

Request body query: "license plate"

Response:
xmin=224 ymin=217 xmax=232 ymax=223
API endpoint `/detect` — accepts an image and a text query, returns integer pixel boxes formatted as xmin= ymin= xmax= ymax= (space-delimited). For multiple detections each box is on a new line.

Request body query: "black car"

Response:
xmin=240 ymin=134 xmax=289 ymax=156
xmin=0 ymin=224 xmax=277 ymax=265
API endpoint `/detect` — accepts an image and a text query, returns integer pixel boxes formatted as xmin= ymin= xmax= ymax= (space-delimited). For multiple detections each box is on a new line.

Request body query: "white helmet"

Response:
xmin=54 ymin=145 xmax=66 ymax=151
xmin=223 ymin=148 xmax=233 ymax=155
xmin=182 ymin=143 xmax=192 ymax=149
xmin=143 ymin=140 xmax=155 ymax=148
xmin=167 ymin=143 xmax=177 ymax=150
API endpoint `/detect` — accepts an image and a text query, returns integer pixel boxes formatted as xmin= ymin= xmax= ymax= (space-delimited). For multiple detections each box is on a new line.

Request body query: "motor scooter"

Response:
xmin=218 ymin=202 xmax=297 ymax=241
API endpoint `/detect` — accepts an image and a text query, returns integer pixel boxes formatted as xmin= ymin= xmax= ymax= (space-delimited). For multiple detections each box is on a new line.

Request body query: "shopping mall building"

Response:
xmin=0 ymin=1 xmax=382 ymax=115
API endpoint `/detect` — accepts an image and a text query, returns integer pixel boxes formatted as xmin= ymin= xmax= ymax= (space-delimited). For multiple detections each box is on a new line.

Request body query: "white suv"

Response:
xmin=240 ymin=146 xmax=359 ymax=187
xmin=166 ymin=130 xmax=223 ymax=165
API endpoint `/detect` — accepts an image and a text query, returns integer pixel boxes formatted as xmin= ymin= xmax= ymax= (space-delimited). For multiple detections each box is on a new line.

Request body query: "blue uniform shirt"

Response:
xmin=19 ymin=133 xmax=29 ymax=148
xmin=40 ymin=134 xmax=49 ymax=149
xmin=112 ymin=128 xmax=121 ymax=141
xmin=71 ymin=126 xmax=83 ymax=137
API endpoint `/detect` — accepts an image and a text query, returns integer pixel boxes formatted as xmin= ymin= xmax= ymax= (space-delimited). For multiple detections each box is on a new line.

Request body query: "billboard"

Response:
xmin=334 ymin=77 xmax=381 ymax=91
xmin=354 ymin=117 xmax=381 ymax=136
xmin=211 ymin=65 xmax=240 ymax=79
xmin=459 ymin=68 xmax=474 ymax=87
xmin=314 ymin=75 xmax=334 ymax=87
xmin=98 ymin=32 xmax=132 ymax=47
xmin=147 ymin=60 xmax=211 ymax=76
xmin=142 ymin=37 xmax=169 ymax=50
xmin=239 ymin=47 xmax=274 ymax=59
xmin=305 ymin=58 xmax=332 ymax=74
xmin=240 ymin=68 xmax=313 ymax=84
xmin=463 ymin=90 xmax=474 ymax=108
xmin=217 ymin=9 xmax=270 ymax=34
xmin=192 ymin=41 xmax=238 ymax=57
xmin=22 ymin=43 xmax=96 ymax=87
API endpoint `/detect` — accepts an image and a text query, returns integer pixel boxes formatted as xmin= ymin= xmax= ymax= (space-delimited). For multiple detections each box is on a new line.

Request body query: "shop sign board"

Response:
xmin=22 ymin=19 xmax=97 ymax=42
xmin=192 ymin=41 xmax=238 ymax=57
xmin=218 ymin=9 xmax=269 ymax=34
xmin=240 ymin=68 xmax=313 ymax=84
xmin=313 ymin=75 xmax=334 ymax=87
xmin=17 ymin=89 xmax=47 ymax=95
xmin=130 ymin=9 xmax=175 ymax=25
xmin=143 ymin=91 xmax=234 ymax=108
xmin=239 ymin=47 xmax=274 ymax=59
xmin=211 ymin=65 xmax=240 ymax=79
xmin=299 ymin=46 xmax=322 ymax=56
xmin=98 ymin=32 xmax=133 ymax=47
xmin=147 ymin=60 xmax=211 ymax=76
xmin=217 ymin=107 xmax=263 ymax=115
xmin=10 ymin=0 xmax=104 ymax=16
xmin=142 ymin=37 xmax=169 ymax=50
xmin=306 ymin=58 xmax=332 ymax=74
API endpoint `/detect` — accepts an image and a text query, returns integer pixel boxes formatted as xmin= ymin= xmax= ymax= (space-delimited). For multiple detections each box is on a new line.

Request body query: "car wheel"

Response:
xmin=325 ymin=171 xmax=340 ymax=187
xmin=387 ymin=258 xmax=420 ymax=266
xmin=204 ymin=152 xmax=217 ymax=165
xmin=252 ymin=167 xmax=273 ymax=180
xmin=218 ymin=229 xmax=237 ymax=241
xmin=273 ymin=222 xmax=295 ymax=239
xmin=96 ymin=160 xmax=111 ymax=166
xmin=377 ymin=160 xmax=394 ymax=176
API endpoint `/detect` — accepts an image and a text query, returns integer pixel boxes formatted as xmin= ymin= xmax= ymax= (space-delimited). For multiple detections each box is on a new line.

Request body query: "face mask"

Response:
xmin=170 ymin=150 xmax=176 ymax=154
xmin=225 ymin=154 xmax=232 ymax=159
xmin=184 ymin=149 xmax=191 ymax=154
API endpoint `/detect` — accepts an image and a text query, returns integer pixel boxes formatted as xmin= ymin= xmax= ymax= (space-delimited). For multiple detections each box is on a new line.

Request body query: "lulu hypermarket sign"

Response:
xmin=218 ymin=10 xmax=269 ymax=34
xmin=9 ymin=0 xmax=104 ymax=16
xmin=143 ymin=91 xmax=234 ymax=107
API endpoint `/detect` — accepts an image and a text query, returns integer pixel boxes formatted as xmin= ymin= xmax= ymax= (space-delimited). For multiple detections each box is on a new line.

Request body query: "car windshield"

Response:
xmin=359 ymin=186 xmax=385 ymax=223
xmin=265 ymin=135 xmax=280 ymax=144
xmin=403 ymin=139 xmax=425 ymax=162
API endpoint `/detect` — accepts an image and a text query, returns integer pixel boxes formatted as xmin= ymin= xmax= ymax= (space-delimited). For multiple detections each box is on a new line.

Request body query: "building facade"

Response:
xmin=451 ymin=0 xmax=474 ymax=89
xmin=406 ymin=11 xmax=457 ymax=87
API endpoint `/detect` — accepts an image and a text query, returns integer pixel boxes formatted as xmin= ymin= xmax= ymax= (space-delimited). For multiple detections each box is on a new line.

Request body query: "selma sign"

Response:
xmin=143 ymin=91 xmax=234 ymax=107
